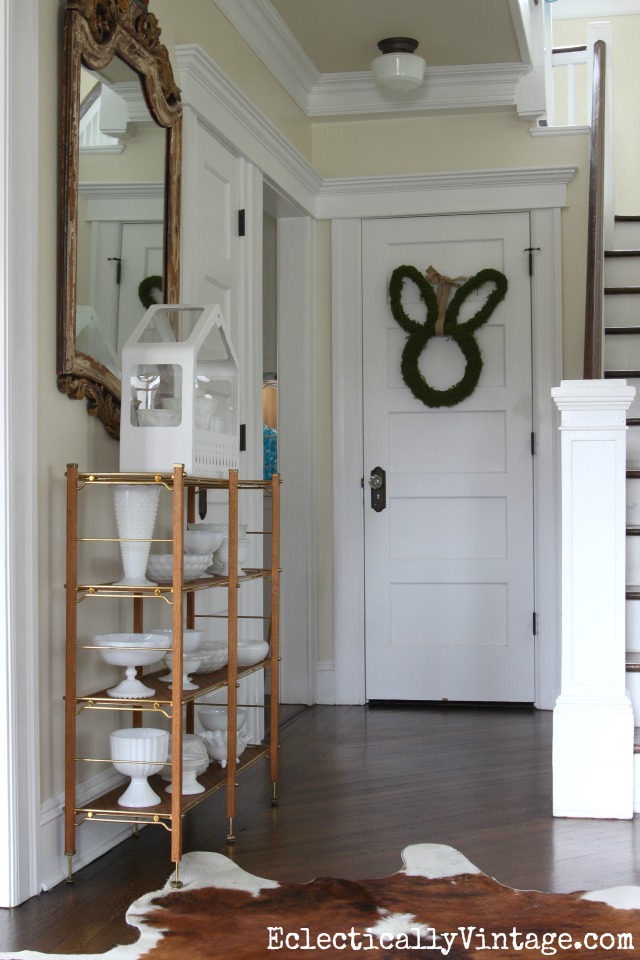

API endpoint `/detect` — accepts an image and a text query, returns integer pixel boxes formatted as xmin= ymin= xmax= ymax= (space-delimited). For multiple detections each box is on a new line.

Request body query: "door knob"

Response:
xmin=369 ymin=467 xmax=386 ymax=512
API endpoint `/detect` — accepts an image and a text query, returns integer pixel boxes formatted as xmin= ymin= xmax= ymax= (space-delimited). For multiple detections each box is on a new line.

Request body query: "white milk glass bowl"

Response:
xmin=110 ymin=727 xmax=169 ymax=807
xmin=94 ymin=633 xmax=168 ymax=698
xmin=146 ymin=553 xmax=211 ymax=582
xmin=193 ymin=640 xmax=228 ymax=673
xmin=237 ymin=639 xmax=269 ymax=667
xmin=198 ymin=705 xmax=247 ymax=733
xmin=184 ymin=529 xmax=224 ymax=555
xmin=161 ymin=652 xmax=203 ymax=691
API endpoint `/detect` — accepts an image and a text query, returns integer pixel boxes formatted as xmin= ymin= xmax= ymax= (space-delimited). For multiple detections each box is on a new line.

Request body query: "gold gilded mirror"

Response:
xmin=58 ymin=0 xmax=182 ymax=438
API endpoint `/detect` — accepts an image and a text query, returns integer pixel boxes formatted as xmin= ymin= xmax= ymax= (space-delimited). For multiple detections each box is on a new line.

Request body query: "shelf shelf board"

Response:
xmin=74 ymin=744 xmax=269 ymax=824
xmin=74 ymin=658 xmax=271 ymax=709
xmin=74 ymin=568 xmax=271 ymax=600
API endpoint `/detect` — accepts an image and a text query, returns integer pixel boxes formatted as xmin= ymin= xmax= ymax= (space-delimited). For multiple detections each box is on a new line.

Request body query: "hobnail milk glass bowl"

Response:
xmin=193 ymin=640 xmax=228 ymax=673
xmin=146 ymin=553 xmax=212 ymax=582
xmin=110 ymin=727 xmax=169 ymax=807
xmin=153 ymin=627 xmax=203 ymax=655
xmin=94 ymin=633 xmax=168 ymax=698
xmin=198 ymin=705 xmax=247 ymax=733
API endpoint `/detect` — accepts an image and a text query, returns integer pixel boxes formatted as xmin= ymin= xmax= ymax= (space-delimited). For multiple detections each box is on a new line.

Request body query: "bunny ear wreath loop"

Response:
xmin=388 ymin=264 xmax=508 ymax=408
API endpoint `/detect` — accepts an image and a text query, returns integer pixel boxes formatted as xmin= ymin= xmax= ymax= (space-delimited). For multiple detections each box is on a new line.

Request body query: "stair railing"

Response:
xmin=583 ymin=24 xmax=613 ymax=380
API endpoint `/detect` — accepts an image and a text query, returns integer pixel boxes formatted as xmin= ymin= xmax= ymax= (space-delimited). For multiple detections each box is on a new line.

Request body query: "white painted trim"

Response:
xmin=317 ymin=167 xmax=576 ymax=220
xmin=316 ymin=661 xmax=336 ymax=705
xmin=0 ymin=0 xmax=41 ymax=907
xmin=307 ymin=64 xmax=529 ymax=119
xmin=531 ymin=208 xmax=564 ymax=710
xmin=332 ymin=220 xmax=366 ymax=706
xmin=278 ymin=218 xmax=318 ymax=705
xmin=552 ymin=1 xmax=640 ymax=19
xmin=39 ymin=769 xmax=133 ymax=891
xmin=530 ymin=124 xmax=590 ymax=137
xmin=175 ymin=44 xmax=321 ymax=217
xmin=332 ymin=202 xmax=566 ymax=707
xmin=80 ymin=181 xmax=164 ymax=222
xmin=210 ymin=0 xmax=319 ymax=114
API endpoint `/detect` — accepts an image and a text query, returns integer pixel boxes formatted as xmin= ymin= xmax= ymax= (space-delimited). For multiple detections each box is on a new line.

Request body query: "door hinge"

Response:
xmin=533 ymin=611 xmax=538 ymax=636
xmin=238 ymin=209 xmax=246 ymax=237
xmin=530 ymin=431 xmax=536 ymax=455
xmin=524 ymin=246 xmax=541 ymax=276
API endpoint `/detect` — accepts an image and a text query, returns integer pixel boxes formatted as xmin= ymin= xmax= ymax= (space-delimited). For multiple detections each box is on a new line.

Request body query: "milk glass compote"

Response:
xmin=94 ymin=633 xmax=167 ymax=698
xmin=110 ymin=728 xmax=169 ymax=807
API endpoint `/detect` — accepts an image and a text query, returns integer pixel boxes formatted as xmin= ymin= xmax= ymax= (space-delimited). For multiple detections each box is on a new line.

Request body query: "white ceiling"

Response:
xmin=211 ymin=0 xmax=640 ymax=119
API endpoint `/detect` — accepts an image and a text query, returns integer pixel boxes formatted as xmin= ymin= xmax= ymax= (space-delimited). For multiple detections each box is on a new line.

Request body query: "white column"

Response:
xmin=552 ymin=379 xmax=635 ymax=818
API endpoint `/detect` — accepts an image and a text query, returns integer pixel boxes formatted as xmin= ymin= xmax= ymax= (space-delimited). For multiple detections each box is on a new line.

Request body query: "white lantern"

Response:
xmin=119 ymin=304 xmax=239 ymax=478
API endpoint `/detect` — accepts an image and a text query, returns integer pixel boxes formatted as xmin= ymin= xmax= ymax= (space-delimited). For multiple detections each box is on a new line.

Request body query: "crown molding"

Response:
xmin=552 ymin=0 xmax=640 ymax=18
xmin=309 ymin=64 xmax=529 ymax=118
xmin=211 ymin=0 xmax=318 ymax=113
xmin=176 ymin=44 xmax=321 ymax=215
xmin=211 ymin=0 xmax=531 ymax=118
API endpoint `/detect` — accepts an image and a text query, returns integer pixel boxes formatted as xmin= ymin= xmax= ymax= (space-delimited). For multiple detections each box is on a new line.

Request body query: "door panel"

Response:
xmin=362 ymin=213 xmax=534 ymax=702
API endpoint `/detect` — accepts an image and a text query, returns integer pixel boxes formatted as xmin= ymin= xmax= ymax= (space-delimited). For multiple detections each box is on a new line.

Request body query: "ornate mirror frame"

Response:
xmin=58 ymin=0 xmax=182 ymax=438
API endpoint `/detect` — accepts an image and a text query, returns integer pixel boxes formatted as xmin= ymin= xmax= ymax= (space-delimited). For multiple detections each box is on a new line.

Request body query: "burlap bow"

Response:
xmin=425 ymin=266 xmax=468 ymax=336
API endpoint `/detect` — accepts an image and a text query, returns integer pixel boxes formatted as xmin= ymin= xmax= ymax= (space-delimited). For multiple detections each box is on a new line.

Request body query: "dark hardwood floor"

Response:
xmin=2 ymin=704 xmax=640 ymax=954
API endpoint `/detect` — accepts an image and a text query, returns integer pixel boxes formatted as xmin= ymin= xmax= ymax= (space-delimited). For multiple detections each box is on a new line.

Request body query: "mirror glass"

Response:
xmin=58 ymin=0 xmax=182 ymax=438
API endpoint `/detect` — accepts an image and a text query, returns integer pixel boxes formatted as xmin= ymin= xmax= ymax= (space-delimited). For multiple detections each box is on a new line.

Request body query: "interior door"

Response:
xmin=362 ymin=213 xmax=535 ymax=702
xmin=117 ymin=221 xmax=164 ymax=356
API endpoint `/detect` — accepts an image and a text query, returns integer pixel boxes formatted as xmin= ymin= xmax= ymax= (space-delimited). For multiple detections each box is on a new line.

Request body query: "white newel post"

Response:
xmin=552 ymin=380 xmax=635 ymax=819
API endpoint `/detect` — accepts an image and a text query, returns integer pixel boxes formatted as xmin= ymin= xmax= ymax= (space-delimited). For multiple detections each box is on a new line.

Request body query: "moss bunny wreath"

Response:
xmin=138 ymin=274 xmax=163 ymax=309
xmin=388 ymin=264 xmax=508 ymax=408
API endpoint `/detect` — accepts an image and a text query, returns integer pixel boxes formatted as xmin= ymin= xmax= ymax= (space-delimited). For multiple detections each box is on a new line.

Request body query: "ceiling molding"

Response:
xmin=308 ymin=64 xmax=530 ymax=118
xmin=552 ymin=1 xmax=640 ymax=19
xmin=212 ymin=0 xmax=531 ymax=118
xmin=211 ymin=0 xmax=318 ymax=113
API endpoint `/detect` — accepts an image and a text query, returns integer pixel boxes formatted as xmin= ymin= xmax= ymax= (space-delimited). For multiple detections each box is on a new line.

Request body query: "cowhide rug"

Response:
xmin=3 ymin=844 xmax=640 ymax=960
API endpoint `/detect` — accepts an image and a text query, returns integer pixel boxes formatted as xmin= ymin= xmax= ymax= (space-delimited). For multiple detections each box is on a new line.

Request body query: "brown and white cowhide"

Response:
xmin=3 ymin=844 xmax=640 ymax=960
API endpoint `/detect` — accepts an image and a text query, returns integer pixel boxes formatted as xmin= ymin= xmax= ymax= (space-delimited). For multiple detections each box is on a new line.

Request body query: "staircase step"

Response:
xmin=605 ymin=326 xmax=640 ymax=335
xmin=614 ymin=217 xmax=640 ymax=249
xmin=605 ymin=370 xmax=640 ymax=378
xmin=628 ymin=418 xmax=640 ymax=427
xmin=627 ymin=652 xmax=640 ymax=671
xmin=635 ymin=729 xmax=640 ymax=754
xmin=627 ymin=526 xmax=640 ymax=535
xmin=605 ymin=249 xmax=640 ymax=258
xmin=605 ymin=287 xmax=640 ymax=295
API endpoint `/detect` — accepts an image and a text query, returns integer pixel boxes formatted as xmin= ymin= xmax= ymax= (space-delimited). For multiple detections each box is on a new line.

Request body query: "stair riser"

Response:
xmin=605 ymin=259 xmax=640 ymax=287
xmin=627 ymin=601 xmax=640 ymax=652
xmin=605 ymin=295 xmax=640 ymax=328
xmin=615 ymin=220 xmax=640 ymax=248
xmin=627 ymin=424 xmax=640 ymax=467
xmin=622 ymin=379 xmax=640 ymax=419
xmin=605 ymin=334 xmax=640 ymax=373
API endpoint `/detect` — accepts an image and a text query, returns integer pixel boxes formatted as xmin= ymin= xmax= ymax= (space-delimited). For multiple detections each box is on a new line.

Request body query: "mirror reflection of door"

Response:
xmin=76 ymin=62 xmax=166 ymax=380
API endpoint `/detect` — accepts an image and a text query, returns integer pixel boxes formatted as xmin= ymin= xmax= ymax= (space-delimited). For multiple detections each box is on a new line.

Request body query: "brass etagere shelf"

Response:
xmin=64 ymin=464 xmax=281 ymax=887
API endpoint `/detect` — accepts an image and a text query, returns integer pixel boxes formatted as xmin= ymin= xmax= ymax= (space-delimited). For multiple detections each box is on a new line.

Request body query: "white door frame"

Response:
xmin=330 ymin=174 xmax=572 ymax=710
xmin=0 ymin=0 xmax=41 ymax=906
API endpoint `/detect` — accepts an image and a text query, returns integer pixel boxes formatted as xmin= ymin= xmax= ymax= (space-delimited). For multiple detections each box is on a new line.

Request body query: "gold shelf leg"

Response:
xmin=65 ymin=854 xmax=74 ymax=884
xmin=170 ymin=861 xmax=183 ymax=889
xmin=227 ymin=817 xmax=235 ymax=844
xmin=271 ymin=782 xmax=278 ymax=808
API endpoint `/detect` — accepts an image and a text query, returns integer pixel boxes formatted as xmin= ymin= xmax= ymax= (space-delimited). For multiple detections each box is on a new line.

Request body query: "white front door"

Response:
xmin=362 ymin=213 xmax=535 ymax=702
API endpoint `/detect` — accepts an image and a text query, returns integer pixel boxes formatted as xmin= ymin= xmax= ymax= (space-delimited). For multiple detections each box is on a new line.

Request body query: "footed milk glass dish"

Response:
xmin=193 ymin=640 xmax=228 ymax=673
xmin=94 ymin=633 xmax=167 ymax=698
xmin=110 ymin=727 xmax=169 ymax=807
xmin=112 ymin=484 xmax=161 ymax=586
xmin=161 ymin=651 xmax=203 ymax=690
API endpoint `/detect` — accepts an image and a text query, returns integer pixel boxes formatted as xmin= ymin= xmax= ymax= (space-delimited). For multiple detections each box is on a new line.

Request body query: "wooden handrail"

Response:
xmin=583 ymin=39 xmax=607 ymax=379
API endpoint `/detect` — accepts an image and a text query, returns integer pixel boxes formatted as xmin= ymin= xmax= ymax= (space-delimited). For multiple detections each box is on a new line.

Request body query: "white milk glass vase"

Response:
xmin=112 ymin=484 xmax=161 ymax=586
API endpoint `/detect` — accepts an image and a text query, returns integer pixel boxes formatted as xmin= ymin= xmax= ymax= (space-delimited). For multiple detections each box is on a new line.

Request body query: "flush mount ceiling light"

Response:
xmin=371 ymin=37 xmax=426 ymax=95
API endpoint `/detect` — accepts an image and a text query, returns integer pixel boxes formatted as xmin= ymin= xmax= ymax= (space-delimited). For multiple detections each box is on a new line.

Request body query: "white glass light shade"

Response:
xmin=372 ymin=52 xmax=425 ymax=94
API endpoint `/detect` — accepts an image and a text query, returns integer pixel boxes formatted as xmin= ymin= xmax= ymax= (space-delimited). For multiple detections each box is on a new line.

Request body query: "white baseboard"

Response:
xmin=316 ymin=660 xmax=335 ymax=704
xmin=39 ymin=768 xmax=135 ymax=892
